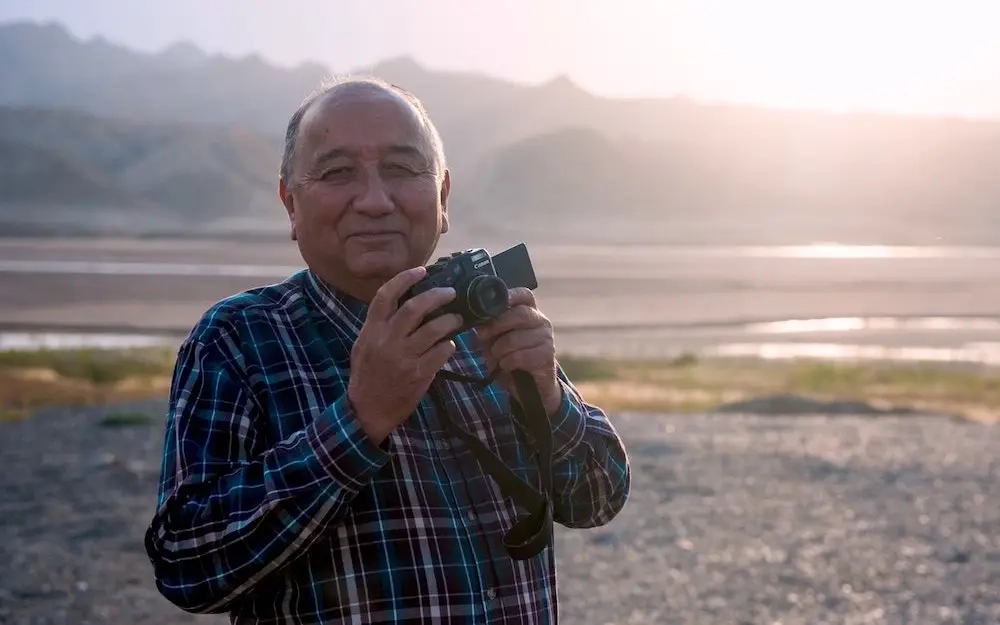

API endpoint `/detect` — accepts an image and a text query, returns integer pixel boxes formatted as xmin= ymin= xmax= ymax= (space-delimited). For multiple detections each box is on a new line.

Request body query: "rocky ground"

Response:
xmin=1 ymin=401 xmax=998 ymax=625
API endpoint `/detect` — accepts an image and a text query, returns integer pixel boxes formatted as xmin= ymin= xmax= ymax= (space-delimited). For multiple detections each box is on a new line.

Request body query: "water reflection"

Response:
xmin=5 ymin=244 xmax=1000 ymax=279
xmin=4 ymin=310 xmax=1000 ymax=368
xmin=745 ymin=316 xmax=1000 ymax=334
xmin=0 ymin=331 xmax=180 ymax=352
xmin=741 ymin=244 xmax=1000 ymax=259
xmin=0 ymin=259 xmax=299 ymax=277
xmin=708 ymin=341 xmax=1000 ymax=365
xmin=5 ymin=326 xmax=1000 ymax=367
xmin=537 ymin=243 xmax=1000 ymax=260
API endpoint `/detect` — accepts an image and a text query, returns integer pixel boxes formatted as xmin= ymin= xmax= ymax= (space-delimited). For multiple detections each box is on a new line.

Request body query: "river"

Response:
xmin=2 ymin=237 xmax=999 ymax=364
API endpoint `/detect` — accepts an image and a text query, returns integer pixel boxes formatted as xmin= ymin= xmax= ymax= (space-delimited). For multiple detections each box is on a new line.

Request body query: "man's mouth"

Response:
xmin=350 ymin=231 xmax=400 ymax=238
xmin=349 ymin=231 xmax=402 ymax=242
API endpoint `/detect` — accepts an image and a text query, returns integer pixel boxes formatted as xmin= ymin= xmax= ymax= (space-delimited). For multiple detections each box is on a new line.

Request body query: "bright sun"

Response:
xmin=662 ymin=0 xmax=996 ymax=115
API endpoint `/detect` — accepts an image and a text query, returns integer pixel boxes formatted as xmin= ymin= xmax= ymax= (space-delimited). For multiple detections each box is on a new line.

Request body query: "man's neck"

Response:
xmin=310 ymin=268 xmax=382 ymax=306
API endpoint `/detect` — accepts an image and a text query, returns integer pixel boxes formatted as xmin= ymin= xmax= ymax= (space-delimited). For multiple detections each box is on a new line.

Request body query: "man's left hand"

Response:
xmin=473 ymin=287 xmax=563 ymax=417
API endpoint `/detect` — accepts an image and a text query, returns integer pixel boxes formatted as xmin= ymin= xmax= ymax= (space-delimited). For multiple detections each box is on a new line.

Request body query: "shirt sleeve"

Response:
xmin=546 ymin=363 xmax=632 ymax=529
xmin=144 ymin=334 xmax=391 ymax=614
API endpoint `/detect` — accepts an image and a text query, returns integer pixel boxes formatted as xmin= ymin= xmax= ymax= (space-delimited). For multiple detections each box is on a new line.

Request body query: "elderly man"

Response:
xmin=144 ymin=77 xmax=630 ymax=624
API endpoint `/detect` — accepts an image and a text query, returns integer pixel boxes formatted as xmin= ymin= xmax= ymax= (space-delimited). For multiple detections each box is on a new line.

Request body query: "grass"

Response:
xmin=98 ymin=411 xmax=157 ymax=427
xmin=0 ymin=347 xmax=176 ymax=382
xmin=560 ymin=352 xmax=1000 ymax=423
xmin=0 ymin=347 xmax=176 ymax=420
xmin=0 ymin=347 xmax=998 ymax=423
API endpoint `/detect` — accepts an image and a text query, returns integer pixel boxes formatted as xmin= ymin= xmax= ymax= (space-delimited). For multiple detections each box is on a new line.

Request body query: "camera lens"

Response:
xmin=465 ymin=275 xmax=509 ymax=320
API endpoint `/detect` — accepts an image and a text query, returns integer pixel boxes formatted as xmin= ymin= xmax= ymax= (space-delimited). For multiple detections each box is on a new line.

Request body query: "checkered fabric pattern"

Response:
xmin=145 ymin=268 xmax=631 ymax=624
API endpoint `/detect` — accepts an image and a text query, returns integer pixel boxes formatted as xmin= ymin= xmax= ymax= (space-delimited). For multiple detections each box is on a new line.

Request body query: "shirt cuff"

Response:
xmin=306 ymin=395 xmax=392 ymax=492
xmin=548 ymin=380 xmax=587 ymax=462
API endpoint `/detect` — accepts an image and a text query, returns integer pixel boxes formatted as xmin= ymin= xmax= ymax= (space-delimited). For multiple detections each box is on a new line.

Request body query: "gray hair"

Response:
xmin=278 ymin=76 xmax=446 ymax=185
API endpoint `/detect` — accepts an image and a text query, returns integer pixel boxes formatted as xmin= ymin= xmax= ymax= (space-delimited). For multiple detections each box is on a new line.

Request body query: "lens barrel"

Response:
xmin=464 ymin=275 xmax=509 ymax=320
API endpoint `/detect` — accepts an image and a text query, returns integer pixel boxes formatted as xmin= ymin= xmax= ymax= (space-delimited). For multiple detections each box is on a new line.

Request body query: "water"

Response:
xmin=554 ymin=315 xmax=1000 ymax=365
xmin=5 ymin=316 xmax=1000 ymax=366
xmin=743 ymin=316 xmax=1000 ymax=334
xmin=706 ymin=341 xmax=1000 ymax=365
xmin=0 ymin=331 xmax=181 ymax=351
xmin=4 ymin=243 xmax=1000 ymax=279
xmin=0 ymin=259 xmax=300 ymax=278
xmin=533 ymin=243 xmax=1000 ymax=260
xmin=3 ymin=243 xmax=1000 ymax=364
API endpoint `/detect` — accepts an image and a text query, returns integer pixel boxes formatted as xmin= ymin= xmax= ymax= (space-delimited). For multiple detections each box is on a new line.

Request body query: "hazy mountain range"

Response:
xmin=2 ymin=19 xmax=1000 ymax=245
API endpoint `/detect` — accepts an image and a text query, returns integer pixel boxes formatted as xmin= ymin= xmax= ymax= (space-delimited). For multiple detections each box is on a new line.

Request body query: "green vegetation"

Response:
xmin=560 ymin=352 xmax=1000 ymax=422
xmin=0 ymin=347 xmax=176 ymax=420
xmin=0 ymin=347 xmax=176 ymax=383
xmin=98 ymin=411 xmax=156 ymax=428
xmin=0 ymin=347 xmax=998 ymax=423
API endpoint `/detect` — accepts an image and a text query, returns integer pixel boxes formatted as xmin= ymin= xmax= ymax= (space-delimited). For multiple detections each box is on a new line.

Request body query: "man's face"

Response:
xmin=279 ymin=86 xmax=450 ymax=300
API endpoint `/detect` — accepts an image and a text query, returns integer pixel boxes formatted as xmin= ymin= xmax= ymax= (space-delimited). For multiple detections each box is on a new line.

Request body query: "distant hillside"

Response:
xmin=0 ymin=21 xmax=329 ymax=132
xmin=3 ymin=20 xmax=1000 ymax=245
xmin=0 ymin=106 xmax=284 ymax=236
xmin=467 ymin=107 xmax=1000 ymax=244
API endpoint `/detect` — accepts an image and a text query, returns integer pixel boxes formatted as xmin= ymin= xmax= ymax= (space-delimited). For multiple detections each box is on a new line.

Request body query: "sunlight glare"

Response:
xmin=672 ymin=0 xmax=997 ymax=114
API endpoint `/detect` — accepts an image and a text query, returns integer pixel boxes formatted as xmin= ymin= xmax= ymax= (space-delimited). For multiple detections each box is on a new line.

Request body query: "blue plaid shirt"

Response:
xmin=145 ymin=268 xmax=631 ymax=624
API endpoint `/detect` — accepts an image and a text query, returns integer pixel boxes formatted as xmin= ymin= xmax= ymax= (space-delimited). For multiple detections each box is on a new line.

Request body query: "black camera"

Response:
xmin=400 ymin=242 xmax=538 ymax=337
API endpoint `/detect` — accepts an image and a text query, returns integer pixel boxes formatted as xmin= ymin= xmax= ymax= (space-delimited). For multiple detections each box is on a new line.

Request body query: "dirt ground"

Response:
xmin=2 ymin=400 xmax=998 ymax=625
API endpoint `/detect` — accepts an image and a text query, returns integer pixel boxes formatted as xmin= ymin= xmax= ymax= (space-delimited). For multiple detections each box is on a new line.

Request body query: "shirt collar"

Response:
xmin=300 ymin=268 xmax=369 ymax=340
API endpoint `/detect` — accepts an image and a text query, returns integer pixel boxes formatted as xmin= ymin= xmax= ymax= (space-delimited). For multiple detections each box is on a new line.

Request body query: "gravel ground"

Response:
xmin=1 ymin=402 xmax=998 ymax=625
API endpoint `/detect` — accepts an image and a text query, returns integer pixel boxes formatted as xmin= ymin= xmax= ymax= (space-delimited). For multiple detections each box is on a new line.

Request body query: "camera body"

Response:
xmin=399 ymin=242 xmax=538 ymax=338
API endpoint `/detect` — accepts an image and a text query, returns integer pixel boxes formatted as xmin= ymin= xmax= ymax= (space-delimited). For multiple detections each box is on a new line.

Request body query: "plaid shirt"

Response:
xmin=145 ymin=268 xmax=631 ymax=624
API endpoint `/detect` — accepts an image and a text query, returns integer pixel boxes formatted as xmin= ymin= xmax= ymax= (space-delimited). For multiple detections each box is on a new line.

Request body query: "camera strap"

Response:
xmin=431 ymin=368 xmax=554 ymax=561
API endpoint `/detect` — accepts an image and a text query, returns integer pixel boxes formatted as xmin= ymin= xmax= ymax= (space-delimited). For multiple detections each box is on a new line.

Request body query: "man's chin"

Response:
xmin=347 ymin=255 xmax=407 ymax=282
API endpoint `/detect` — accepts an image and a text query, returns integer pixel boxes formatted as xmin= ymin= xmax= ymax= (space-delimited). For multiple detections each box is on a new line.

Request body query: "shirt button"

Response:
xmin=466 ymin=509 xmax=476 ymax=521
xmin=486 ymin=588 xmax=497 ymax=600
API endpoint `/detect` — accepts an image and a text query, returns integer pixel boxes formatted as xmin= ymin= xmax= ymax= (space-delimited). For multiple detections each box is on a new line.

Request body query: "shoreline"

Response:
xmin=7 ymin=309 xmax=1000 ymax=337
xmin=2 ymin=345 xmax=998 ymax=424
xmin=3 ymin=237 xmax=1000 ymax=421
xmin=5 ymin=321 xmax=1000 ymax=373
xmin=6 ymin=237 xmax=1000 ymax=358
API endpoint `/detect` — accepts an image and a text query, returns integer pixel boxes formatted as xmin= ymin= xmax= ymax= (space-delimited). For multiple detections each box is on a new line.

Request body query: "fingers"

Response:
xmin=392 ymin=286 xmax=457 ymax=337
xmin=506 ymin=287 xmax=536 ymax=308
xmin=475 ymin=304 xmax=549 ymax=343
xmin=496 ymin=344 xmax=555 ymax=377
xmin=475 ymin=304 xmax=554 ymax=378
xmin=369 ymin=266 xmax=427 ymax=320
xmin=417 ymin=337 xmax=457 ymax=376
xmin=487 ymin=325 xmax=550 ymax=363
xmin=408 ymin=312 xmax=464 ymax=354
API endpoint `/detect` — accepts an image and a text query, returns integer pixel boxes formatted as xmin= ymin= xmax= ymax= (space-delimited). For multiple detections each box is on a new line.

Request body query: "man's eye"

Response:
xmin=383 ymin=163 xmax=418 ymax=176
xmin=322 ymin=167 xmax=353 ymax=180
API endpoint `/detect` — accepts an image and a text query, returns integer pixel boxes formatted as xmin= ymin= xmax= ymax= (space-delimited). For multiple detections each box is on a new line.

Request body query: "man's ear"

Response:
xmin=279 ymin=177 xmax=297 ymax=240
xmin=439 ymin=169 xmax=451 ymax=234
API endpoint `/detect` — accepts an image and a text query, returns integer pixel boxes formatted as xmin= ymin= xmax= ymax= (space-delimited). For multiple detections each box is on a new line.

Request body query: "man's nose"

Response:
xmin=353 ymin=168 xmax=394 ymax=215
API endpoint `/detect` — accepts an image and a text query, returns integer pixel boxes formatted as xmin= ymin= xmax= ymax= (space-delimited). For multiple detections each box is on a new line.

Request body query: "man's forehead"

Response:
xmin=299 ymin=83 xmax=428 ymax=147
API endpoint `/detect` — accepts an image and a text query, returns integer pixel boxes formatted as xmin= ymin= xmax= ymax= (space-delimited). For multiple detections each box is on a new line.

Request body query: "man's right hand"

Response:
xmin=348 ymin=266 xmax=464 ymax=445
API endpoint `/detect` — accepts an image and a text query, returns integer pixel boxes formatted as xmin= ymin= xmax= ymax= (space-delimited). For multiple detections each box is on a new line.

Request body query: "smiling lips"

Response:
xmin=350 ymin=231 xmax=401 ymax=240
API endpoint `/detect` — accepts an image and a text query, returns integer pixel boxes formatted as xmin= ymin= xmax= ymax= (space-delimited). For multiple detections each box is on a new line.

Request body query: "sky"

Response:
xmin=3 ymin=0 xmax=999 ymax=119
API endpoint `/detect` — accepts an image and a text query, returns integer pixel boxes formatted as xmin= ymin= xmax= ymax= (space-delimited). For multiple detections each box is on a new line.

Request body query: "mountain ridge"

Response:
xmin=3 ymin=19 xmax=1000 ymax=245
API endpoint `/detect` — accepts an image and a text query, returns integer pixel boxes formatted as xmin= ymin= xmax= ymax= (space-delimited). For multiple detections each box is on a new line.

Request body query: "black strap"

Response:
xmin=432 ymin=368 xmax=554 ymax=560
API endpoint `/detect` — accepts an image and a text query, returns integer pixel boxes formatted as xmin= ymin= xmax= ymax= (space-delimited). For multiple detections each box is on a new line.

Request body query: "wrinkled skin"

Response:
xmin=278 ymin=82 xmax=563 ymax=438
xmin=279 ymin=83 xmax=450 ymax=303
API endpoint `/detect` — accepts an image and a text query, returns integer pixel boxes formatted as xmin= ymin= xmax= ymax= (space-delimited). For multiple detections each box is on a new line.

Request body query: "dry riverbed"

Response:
xmin=1 ymin=398 xmax=998 ymax=625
